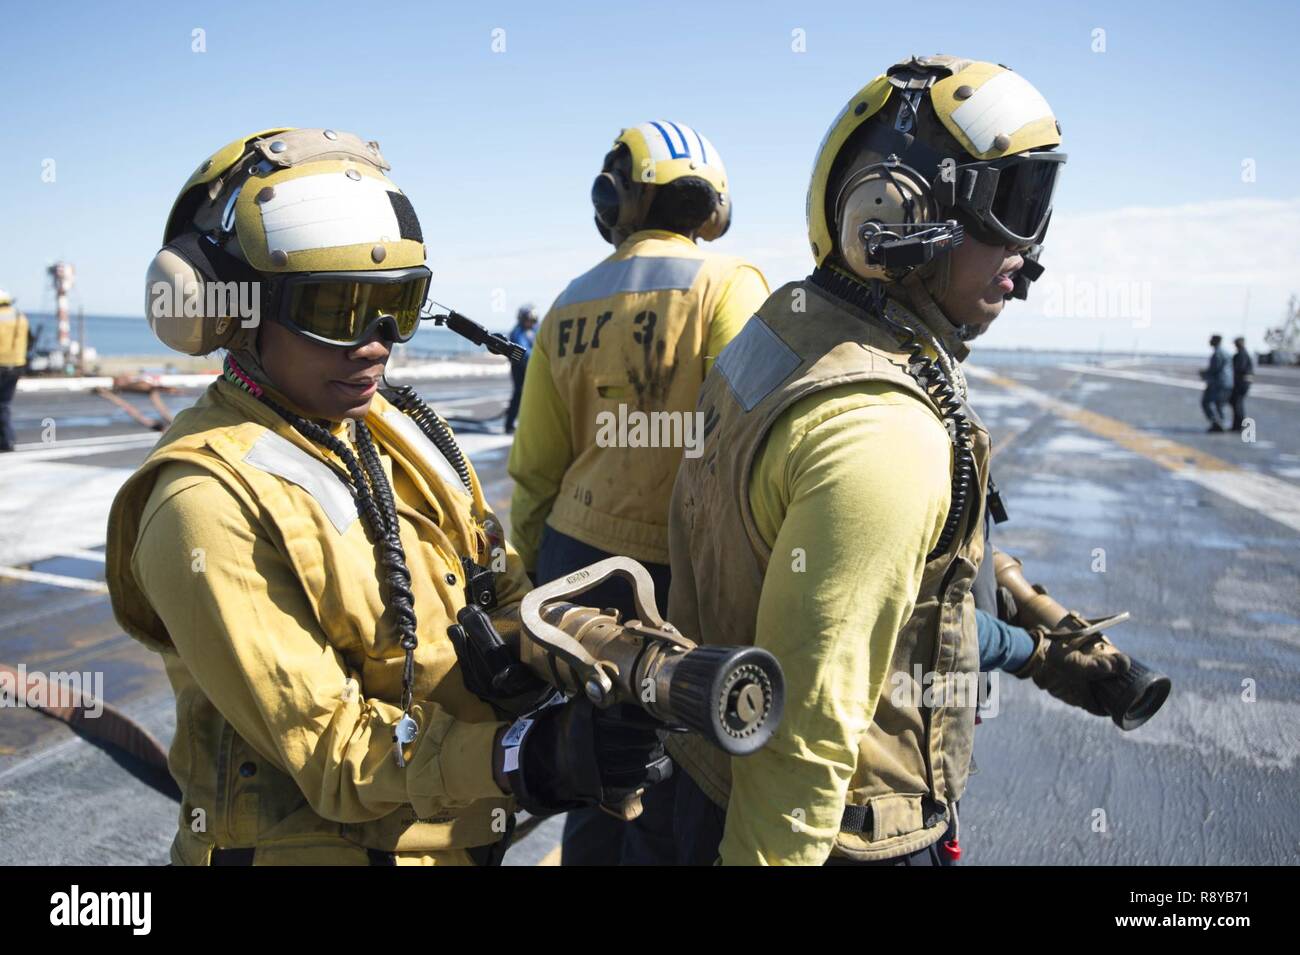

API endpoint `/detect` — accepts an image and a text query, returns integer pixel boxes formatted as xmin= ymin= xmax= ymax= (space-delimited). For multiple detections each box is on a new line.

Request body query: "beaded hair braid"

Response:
xmin=221 ymin=354 xmax=421 ymax=729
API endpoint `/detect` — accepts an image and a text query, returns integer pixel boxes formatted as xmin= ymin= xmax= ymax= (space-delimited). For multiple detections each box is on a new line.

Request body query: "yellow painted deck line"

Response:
xmin=985 ymin=369 xmax=1084 ymax=460
xmin=969 ymin=367 xmax=1300 ymax=535
xmin=537 ymin=843 xmax=563 ymax=866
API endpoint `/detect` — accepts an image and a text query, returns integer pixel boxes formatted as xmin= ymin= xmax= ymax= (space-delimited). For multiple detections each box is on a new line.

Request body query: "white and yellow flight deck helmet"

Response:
xmin=807 ymin=55 xmax=1065 ymax=301
xmin=146 ymin=127 xmax=431 ymax=355
xmin=591 ymin=121 xmax=732 ymax=246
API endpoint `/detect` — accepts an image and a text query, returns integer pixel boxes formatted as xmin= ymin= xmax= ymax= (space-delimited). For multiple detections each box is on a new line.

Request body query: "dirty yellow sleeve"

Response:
xmin=705 ymin=264 xmax=769 ymax=373
xmin=507 ymin=338 xmax=571 ymax=573
xmin=720 ymin=383 xmax=951 ymax=865
xmin=132 ymin=467 xmax=505 ymax=823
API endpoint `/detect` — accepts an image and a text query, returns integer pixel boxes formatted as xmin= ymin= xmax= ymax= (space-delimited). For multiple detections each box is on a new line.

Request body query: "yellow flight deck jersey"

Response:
xmin=508 ymin=230 xmax=769 ymax=570
xmin=107 ymin=380 xmax=528 ymax=865
xmin=726 ymin=385 xmax=951 ymax=863
xmin=668 ymin=280 xmax=989 ymax=865
xmin=0 ymin=303 xmax=29 ymax=368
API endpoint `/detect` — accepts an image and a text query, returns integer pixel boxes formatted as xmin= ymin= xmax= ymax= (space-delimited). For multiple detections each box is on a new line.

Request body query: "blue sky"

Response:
xmin=1 ymin=0 xmax=1297 ymax=353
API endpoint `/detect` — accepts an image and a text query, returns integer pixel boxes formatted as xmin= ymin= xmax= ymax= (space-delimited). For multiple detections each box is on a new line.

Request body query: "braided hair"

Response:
xmin=222 ymin=354 xmax=420 ymax=715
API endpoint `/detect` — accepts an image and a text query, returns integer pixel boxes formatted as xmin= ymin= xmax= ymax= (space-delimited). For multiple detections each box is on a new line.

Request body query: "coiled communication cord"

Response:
xmin=810 ymin=267 xmax=976 ymax=560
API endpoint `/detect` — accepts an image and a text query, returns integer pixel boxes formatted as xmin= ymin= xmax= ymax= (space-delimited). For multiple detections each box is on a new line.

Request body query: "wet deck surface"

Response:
xmin=1 ymin=357 xmax=1297 ymax=865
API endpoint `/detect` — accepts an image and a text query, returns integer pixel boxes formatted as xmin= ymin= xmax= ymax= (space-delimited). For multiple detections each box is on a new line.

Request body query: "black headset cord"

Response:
xmin=808 ymin=267 xmax=976 ymax=560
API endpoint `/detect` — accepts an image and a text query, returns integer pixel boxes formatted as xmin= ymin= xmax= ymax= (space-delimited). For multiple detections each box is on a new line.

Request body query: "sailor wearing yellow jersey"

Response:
xmin=106 ymin=128 xmax=671 ymax=865
xmin=665 ymin=56 xmax=1106 ymax=865
xmin=508 ymin=120 xmax=769 ymax=864
xmin=0 ymin=289 xmax=29 ymax=452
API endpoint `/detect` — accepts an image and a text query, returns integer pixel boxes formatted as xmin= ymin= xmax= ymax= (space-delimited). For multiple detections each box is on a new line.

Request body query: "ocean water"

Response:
xmin=23 ymin=312 xmax=1204 ymax=368
xmin=24 ymin=312 xmax=480 ymax=358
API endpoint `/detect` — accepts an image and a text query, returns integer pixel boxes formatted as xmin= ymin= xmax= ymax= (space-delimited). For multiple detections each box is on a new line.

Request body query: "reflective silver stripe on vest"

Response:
xmin=244 ymin=430 xmax=357 ymax=534
xmin=715 ymin=317 xmax=802 ymax=412
xmin=552 ymin=256 xmax=704 ymax=309
xmin=377 ymin=408 xmax=471 ymax=499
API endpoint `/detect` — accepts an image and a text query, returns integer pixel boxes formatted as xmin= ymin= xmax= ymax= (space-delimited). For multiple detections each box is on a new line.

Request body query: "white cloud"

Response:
xmin=699 ymin=197 xmax=1300 ymax=357
xmin=978 ymin=197 xmax=1300 ymax=354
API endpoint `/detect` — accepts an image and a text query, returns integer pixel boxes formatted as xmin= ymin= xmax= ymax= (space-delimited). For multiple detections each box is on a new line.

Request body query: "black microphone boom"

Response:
xmin=429 ymin=307 xmax=526 ymax=364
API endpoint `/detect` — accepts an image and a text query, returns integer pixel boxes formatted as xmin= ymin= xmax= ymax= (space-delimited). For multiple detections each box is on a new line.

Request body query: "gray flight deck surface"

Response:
xmin=1 ymin=354 xmax=1297 ymax=866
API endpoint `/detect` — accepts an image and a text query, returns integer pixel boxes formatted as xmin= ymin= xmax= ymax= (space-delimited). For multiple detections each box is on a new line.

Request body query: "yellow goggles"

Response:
xmin=275 ymin=267 xmax=431 ymax=346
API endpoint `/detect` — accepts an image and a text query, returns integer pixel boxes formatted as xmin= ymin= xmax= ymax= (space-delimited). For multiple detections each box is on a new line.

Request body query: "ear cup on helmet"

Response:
xmin=144 ymin=242 xmax=256 ymax=356
xmin=591 ymin=144 xmax=653 ymax=246
xmin=833 ymin=162 xmax=939 ymax=281
xmin=591 ymin=172 xmax=628 ymax=231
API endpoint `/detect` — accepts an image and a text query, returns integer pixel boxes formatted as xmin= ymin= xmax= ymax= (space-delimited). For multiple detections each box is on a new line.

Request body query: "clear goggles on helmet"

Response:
xmin=945 ymin=151 xmax=1066 ymax=248
xmin=272 ymin=266 xmax=432 ymax=347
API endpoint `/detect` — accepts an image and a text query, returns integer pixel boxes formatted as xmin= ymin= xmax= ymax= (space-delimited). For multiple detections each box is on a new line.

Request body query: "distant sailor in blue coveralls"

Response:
xmin=1200 ymin=334 xmax=1232 ymax=433
xmin=504 ymin=305 xmax=538 ymax=434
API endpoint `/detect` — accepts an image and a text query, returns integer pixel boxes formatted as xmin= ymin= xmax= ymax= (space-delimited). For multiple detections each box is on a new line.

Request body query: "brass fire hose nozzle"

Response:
xmin=518 ymin=557 xmax=784 ymax=755
xmin=991 ymin=548 xmax=1171 ymax=730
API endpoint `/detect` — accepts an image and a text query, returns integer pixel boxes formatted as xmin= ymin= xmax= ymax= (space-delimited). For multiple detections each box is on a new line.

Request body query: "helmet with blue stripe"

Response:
xmin=591 ymin=121 xmax=731 ymax=246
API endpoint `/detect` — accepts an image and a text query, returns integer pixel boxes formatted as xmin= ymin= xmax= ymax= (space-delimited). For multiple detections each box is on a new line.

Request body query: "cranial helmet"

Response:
xmin=591 ymin=121 xmax=731 ymax=247
xmin=146 ymin=127 xmax=430 ymax=355
xmin=807 ymin=56 xmax=1065 ymax=301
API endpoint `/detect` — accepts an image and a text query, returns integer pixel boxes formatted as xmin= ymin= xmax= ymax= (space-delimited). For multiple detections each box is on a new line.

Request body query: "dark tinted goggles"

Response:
xmin=950 ymin=152 xmax=1066 ymax=247
xmin=274 ymin=266 xmax=432 ymax=346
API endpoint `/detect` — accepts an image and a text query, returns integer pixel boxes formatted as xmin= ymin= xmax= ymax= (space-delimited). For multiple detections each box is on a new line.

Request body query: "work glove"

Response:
xmin=504 ymin=697 xmax=673 ymax=817
xmin=1013 ymin=621 xmax=1132 ymax=717
xmin=448 ymin=603 xmax=549 ymax=709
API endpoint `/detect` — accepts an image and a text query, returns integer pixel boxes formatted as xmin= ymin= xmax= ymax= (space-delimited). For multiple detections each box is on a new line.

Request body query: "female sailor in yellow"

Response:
xmin=106 ymin=128 xmax=669 ymax=866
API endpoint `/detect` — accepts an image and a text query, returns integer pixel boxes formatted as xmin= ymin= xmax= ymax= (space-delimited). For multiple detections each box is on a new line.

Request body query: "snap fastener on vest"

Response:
xmin=444 ymin=573 xmax=457 ymax=585
xmin=239 ymin=762 xmax=257 ymax=778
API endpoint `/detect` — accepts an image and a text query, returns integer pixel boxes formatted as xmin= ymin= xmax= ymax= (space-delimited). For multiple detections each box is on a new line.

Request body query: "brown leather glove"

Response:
xmin=1013 ymin=617 xmax=1132 ymax=716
